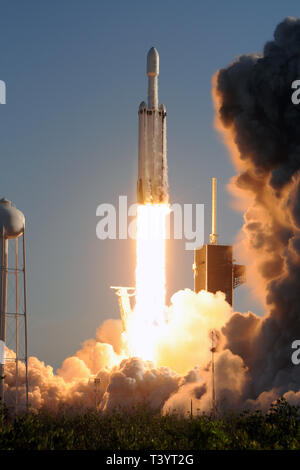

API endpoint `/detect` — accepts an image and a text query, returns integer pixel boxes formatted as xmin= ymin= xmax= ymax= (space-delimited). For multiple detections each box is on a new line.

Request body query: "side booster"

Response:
xmin=137 ymin=47 xmax=168 ymax=204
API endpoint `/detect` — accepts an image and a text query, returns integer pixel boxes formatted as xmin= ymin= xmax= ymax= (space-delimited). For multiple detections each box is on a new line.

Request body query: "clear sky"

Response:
xmin=1 ymin=0 xmax=299 ymax=369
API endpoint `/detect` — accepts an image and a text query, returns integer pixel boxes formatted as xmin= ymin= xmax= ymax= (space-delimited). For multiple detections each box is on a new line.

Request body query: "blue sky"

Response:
xmin=1 ymin=1 xmax=299 ymax=369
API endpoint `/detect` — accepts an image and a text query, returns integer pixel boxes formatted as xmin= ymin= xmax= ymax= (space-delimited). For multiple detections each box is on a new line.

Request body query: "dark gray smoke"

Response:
xmin=214 ymin=16 xmax=300 ymax=407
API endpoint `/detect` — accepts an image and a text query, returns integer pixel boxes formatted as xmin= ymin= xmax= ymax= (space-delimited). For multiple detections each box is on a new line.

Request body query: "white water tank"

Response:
xmin=0 ymin=198 xmax=25 ymax=238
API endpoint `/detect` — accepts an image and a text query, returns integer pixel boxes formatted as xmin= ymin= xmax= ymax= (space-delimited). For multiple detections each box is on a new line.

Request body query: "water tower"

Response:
xmin=0 ymin=198 xmax=28 ymax=412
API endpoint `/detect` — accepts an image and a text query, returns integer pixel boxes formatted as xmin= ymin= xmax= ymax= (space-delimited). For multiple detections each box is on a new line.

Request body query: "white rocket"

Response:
xmin=137 ymin=47 xmax=168 ymax=204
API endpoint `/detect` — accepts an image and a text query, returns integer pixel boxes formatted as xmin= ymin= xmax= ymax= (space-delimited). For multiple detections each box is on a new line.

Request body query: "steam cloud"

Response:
xmin=214 ymin=16 xmax=300 ymax=409
xmin=4 ymin=289 xmax=239 ymax=413
xmin=4 ymin=17 xmax=300 ymax=415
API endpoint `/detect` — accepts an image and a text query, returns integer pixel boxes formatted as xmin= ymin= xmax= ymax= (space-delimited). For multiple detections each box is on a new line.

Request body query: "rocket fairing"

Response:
xmin=137 ymin=47 xmax=168 ymax=204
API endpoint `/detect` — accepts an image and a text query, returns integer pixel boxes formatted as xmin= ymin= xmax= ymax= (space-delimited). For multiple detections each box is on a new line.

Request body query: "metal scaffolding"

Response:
xmin=0 ymin=200 xmax=28 ymax=414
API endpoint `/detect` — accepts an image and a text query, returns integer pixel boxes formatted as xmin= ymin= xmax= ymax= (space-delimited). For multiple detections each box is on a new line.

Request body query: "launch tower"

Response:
xmin=193 ymin=179 xmax=245 ymax=307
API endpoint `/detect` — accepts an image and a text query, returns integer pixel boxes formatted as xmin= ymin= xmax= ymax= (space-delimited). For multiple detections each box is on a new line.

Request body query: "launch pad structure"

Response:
xmin=193 ymin=178 xmax=246 ymax=307
xmin=110 ymin=287 xmax=135 ymax=331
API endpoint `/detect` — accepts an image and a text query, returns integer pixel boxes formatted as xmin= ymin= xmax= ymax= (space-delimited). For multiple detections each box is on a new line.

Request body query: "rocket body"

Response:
xmin=137 ymin=48 xmax=168 ymax=204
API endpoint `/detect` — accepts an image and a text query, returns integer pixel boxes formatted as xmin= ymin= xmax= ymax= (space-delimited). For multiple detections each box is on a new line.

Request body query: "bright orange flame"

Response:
xmin=125 ymin=204 xmax=169 ymax=361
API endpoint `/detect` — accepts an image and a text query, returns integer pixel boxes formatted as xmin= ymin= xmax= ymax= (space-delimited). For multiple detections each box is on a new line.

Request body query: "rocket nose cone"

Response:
xmin=147 ymin=47 xmax=159 ymax=77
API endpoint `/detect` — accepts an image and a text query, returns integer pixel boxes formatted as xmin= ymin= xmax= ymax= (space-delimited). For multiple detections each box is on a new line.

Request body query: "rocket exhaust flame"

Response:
xmin=125 ymin=204 xmax=169 ymax=361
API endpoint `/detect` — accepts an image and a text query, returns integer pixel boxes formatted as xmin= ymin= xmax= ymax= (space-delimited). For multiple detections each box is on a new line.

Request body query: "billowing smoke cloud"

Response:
xmin=4 ymin=289 xmax=236 ymax=414
xmin=100 ymin=357 xmax=180 ymax=411
xmin=213 ymin=16 xmax=300 ymax=409
xmin=162 ymin=349 xmax=248 ymax=415
xmin=156 ymin=289 xmax=231 ymax=373
xmin=4 ymin=17 xmax=300 ymax=416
